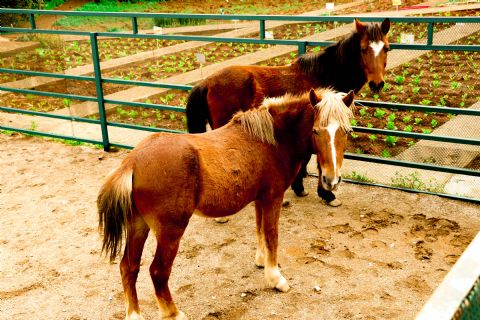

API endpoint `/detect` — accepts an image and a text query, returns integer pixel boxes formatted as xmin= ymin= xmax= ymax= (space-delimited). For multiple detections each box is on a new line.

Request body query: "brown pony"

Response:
xmin=98 ymin=88 xmax=354 ymax=320
xmin=186 ymin=19 xmax=389 ymax=132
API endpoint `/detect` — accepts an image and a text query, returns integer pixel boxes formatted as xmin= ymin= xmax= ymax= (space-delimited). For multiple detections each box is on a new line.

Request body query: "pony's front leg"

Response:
xmin=150 ymin=221 xmax=188 ymax=320
xmin=120 ymin=213 xmax=150 ymax=320
xmin=259 ymin=197 xmax=290 ymax=292
xmin=254 ymin=202 xmax=265 ymax=268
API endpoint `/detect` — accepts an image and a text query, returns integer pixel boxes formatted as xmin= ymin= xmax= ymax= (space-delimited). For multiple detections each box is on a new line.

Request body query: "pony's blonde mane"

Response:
xmin=232 ymin=105 xmax=276 ymax=145
xmin=314 ymin=88 xmax=354 ymax=132
xmin=231 ymin=88 xmax=353 ymax=144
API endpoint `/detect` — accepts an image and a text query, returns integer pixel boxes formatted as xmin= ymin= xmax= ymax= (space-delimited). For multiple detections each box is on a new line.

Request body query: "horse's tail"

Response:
xmin=97 ymin=159 xmax=134 ymax=262
xmin=186 ymin=84 xmax=210 ymax=133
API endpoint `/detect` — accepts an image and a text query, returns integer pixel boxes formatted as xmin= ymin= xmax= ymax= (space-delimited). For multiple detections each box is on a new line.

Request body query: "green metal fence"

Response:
xmin=0 ymin=8 xmax=479 ymax=203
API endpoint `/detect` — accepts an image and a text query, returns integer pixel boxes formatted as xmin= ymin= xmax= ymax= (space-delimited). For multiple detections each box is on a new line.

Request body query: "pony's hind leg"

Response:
xmin=150 ymin=222 xmax=188 ymax=320
xmin=258 ymin=198 xmax=290 ymax=292
xmin=120 ymin=213 xmax=150 ymax=320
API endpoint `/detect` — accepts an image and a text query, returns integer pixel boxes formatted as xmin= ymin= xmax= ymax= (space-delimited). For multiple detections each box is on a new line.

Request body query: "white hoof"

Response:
xmin=126 ymin=311 xmax=145 ymax=320
xmin=214 ymin=217 xmax=229 ymax=223
xmin=275 ymin=275 xmax=290 ymax=292
xmin=327 ymin=199 xmax=342 ymax=207
xmin=163 ymin=311 xmax=187 ymax=320
xmin=266 ymin=268 xmax=290 ymax=292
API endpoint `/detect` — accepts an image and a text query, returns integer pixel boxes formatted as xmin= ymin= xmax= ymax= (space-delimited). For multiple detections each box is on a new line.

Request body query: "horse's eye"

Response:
xmin=384 ymin=47 xmax=390 ymax=52
xmin=312 ymin=128 xmax=319 ymax=135
xmin=361 ymin=48 xmax=368 ymax=54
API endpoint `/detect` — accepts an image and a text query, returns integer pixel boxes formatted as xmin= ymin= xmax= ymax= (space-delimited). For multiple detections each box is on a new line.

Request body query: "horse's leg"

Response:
xmin=254 ymin=201 xmax=265 ymax=268
xmin=150 ymin=222 xmax=188 ymax=320
xmin=291 ymin=155 xmax=311 ymax=197
xmin=259 ymin=197 xmax=290 ymax=292
xmin=120 ymin=212 xmax=150 ymax=320
xmin=316 ymin=163 xmax=341 ymax=207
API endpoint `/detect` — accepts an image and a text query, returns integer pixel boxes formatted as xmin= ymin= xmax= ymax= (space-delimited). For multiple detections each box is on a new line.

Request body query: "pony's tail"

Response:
xmin=97 ymin=160 xmax=134 ymax=262
xmin=186 ymin=84 xmax=210 ymax=133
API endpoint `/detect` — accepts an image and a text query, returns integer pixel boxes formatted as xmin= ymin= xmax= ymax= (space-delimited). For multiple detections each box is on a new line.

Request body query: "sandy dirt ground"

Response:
xmin=0 ymin=133 xmax=479 ymax=320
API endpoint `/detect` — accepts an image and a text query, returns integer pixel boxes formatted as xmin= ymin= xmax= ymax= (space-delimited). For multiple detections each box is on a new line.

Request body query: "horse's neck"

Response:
xmin=311 ymin=42 xmax=366 ymax=93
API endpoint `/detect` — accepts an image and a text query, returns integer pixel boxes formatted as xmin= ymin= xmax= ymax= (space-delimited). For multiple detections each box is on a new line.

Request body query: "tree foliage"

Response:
xmin=1 ymin=0 xmax=43 ymax=27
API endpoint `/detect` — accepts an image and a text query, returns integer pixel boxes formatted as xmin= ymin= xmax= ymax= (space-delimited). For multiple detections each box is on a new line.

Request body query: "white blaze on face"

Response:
xmin=326 ymin=121 xmax=339 ymax=177
xmin=369 ymin=40 xmax=385 ymax=57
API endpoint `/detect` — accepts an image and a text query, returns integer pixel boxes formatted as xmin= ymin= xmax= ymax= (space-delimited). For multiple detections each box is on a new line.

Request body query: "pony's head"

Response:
xmin=309 ymin=88 xmax=354 ymax=191
xmin=355 ymin=18 xmax=391 ymax=93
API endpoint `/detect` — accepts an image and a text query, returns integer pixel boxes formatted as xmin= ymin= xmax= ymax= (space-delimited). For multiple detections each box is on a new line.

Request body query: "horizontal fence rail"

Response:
xmin=0 ymin=9 xmax=479 ymax=202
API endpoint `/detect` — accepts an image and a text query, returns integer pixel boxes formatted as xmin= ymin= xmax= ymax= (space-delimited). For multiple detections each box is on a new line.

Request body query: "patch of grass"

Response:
xmin=391 ymin=171 xmax=442 ymax=192
xmin=344 ymin=171 xmax=373 ymax=183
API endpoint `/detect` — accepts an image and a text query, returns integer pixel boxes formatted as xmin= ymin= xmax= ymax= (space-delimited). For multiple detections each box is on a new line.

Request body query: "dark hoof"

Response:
xmin=295 ymin=190 xmax=309 ymax=197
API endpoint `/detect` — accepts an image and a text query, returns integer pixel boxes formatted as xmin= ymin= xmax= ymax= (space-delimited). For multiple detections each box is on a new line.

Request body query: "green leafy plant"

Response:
xmin=386 ymin=121 xmax=397 ymax=130
xmin=381 ymin=149 xmax=392 ymax=158
xmin=359 ymin=108 xmax=368 ymax=117
xmin=374 ymin=108 xmax=386 ymax=119
xmin=403 ymin=115 xmax=412 ymax=123
xmin=385 ymin=135 xmax=398 ymax=146
xmin=394 ymin=75 xmax=405 ymax=84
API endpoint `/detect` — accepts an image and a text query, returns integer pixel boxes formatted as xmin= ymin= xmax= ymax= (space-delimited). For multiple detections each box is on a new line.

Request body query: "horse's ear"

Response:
xmin=354 ymin=18 xmax=366 ymax=34
xmin=309 ymin=89 xmax=319 ymax=106
xmin=343 ymin=90 xmax=355 ymax=107
xmin=381 ymin=18 xmax=391 ymax=35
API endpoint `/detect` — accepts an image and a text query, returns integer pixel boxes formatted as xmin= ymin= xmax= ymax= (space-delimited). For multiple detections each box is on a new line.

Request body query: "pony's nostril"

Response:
xmin=322 ymin=176 xmax=327 ymax=184
xmin=338 ymin=176 xmax=342 ymax=183
xmin=378 ymin=81 xmax=385 ymax=90
xmin=368 ymin=81 xmax=376 ymax=91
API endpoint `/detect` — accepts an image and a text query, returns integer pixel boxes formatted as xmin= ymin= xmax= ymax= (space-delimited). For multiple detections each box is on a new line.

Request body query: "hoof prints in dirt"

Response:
xmin=408 ymin=213 xmax=464 ymax=262
xmin=409 ymin=213 xmax=460 ymax=241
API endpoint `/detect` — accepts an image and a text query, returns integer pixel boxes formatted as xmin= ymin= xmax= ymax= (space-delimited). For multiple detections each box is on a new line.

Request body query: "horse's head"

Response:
xmin=355 ymin=18 xmax=391 ymax=93
xmin=309 ymin=89 xmax=354 ymax=191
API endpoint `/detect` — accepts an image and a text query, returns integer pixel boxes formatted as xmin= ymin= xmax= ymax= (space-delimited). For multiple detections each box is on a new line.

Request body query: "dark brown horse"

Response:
xmin=98 ymin=88 xmax=354 ymax=320
xmin=186 ymin=18 xmax=390 ymax=199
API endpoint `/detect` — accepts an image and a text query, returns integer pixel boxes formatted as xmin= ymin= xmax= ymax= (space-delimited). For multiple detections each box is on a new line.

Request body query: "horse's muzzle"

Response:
xmin=321 ymin=175 xmax=340 ymax=191
xmin=369 ymin=80 xmax=385 ymax=93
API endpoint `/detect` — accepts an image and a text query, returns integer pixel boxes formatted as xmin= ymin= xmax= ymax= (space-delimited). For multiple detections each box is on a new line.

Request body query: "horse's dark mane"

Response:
xmin=296 ymin=22 xmax=384 ymax=93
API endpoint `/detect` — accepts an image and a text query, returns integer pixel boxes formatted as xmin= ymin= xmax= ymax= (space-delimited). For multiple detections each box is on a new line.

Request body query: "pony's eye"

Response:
xmin=361 ymin=48 xmax=368 ymax=54
xmin=384 ymin=47 xmax=390 ymax=52
xmin=312 ymin=128 xmax=319 ymax=135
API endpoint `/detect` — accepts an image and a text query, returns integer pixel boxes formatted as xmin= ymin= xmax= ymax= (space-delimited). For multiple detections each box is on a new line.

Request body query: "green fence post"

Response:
xmin=298 ymin=42 xmax=306 ymax=56
xmin=90 ymin=32 xmax=111 ymax=151
xmin=427 ymin=22 xmax=434 ymax=45
xmin=131 ymin=17 xmax=138 ymax=34
xmin=29 ymin=13 xmax=36 ymax=30
xmin=259 ymin=20 xmax=265 ymax=40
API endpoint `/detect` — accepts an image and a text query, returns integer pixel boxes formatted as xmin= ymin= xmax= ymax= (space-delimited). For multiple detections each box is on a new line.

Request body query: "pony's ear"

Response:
xmin=309 ymin=89 xmax=319 ymax=106
xmin=343 ymin=90 xmax=355 ymax=107
xmin=354 ymin=18 xmax=366 ymax=34
xmin=381 ymin=18 xmax=391 ymax=35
